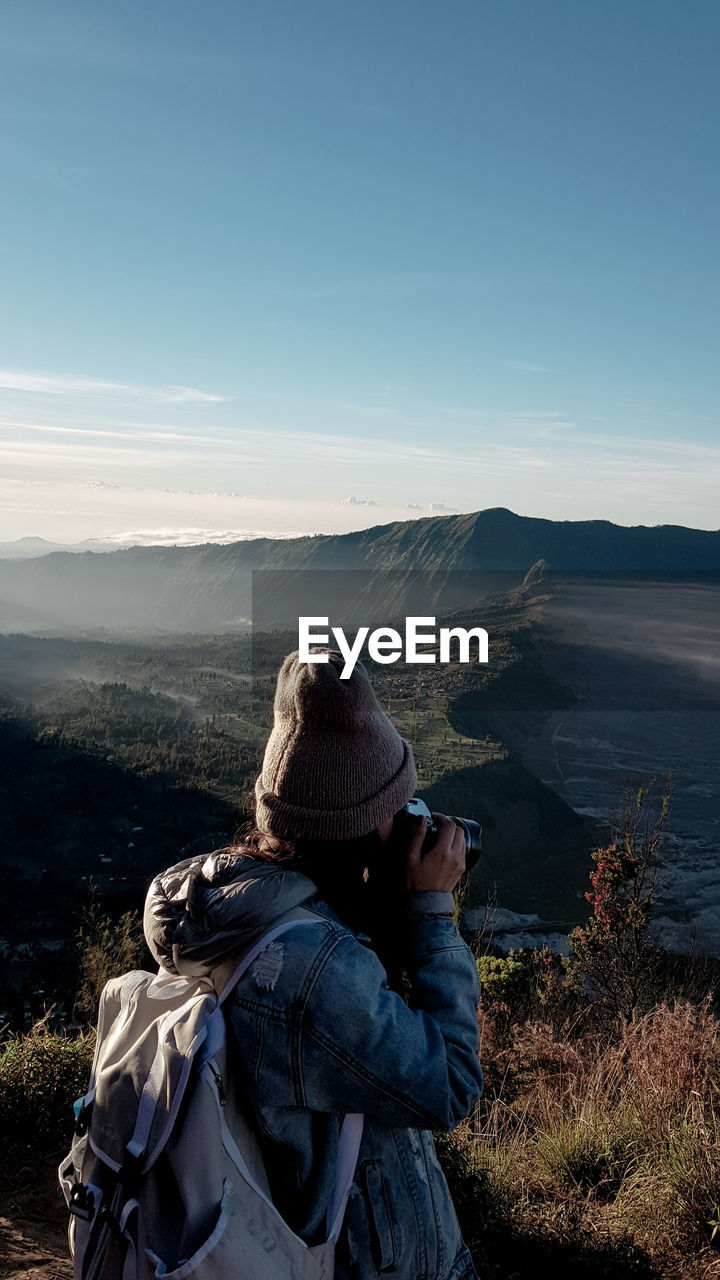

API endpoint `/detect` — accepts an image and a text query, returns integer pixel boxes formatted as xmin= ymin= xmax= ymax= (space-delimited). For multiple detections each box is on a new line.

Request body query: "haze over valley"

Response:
xmin=1 ymin=507 xmax=717 ymax=1002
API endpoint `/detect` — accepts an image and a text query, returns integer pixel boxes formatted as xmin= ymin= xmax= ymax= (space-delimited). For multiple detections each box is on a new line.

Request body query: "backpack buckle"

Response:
xmin=98 ymin=1203 xmax=127 ymax=1246
xmin=69 ymin=1182 xmax=96 ymax=1222
xmin=74 ymin=1100 xmax=93 ymax=1137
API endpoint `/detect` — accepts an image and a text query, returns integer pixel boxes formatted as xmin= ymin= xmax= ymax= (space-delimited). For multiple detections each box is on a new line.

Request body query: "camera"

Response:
xmin=395 ymin=797 xmax=483 ymax=871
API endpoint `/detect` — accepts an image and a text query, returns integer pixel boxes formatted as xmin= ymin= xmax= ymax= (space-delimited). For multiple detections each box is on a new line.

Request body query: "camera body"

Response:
xmin=395 ymin=797 xmax=483 ymax=871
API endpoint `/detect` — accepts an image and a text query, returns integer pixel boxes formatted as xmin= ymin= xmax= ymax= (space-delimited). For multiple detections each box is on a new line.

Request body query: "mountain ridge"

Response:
xmin=1 ymin=507 xmax=718 ymax=635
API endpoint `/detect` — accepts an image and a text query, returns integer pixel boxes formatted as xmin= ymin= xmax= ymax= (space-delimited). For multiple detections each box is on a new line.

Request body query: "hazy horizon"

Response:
xmin=2 ymin=496 xmax=719 ymax=557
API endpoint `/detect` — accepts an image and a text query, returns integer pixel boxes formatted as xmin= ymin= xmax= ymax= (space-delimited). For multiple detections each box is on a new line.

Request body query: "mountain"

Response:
xmin=0 ymin=535 xmax=125 ymax=560
xmin=0 ymin=507 xmax=718 ymax=635
xmin=0 ymin=534 xmax=135 ymax=559
xmin=0 ymin=536 xmax=77 ymax=560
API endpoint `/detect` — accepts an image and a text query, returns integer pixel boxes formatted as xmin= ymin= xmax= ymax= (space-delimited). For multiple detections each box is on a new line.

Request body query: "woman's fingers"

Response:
xmin=406 ymin=814 xmax=466 ymax=893
xmin=431 ymin=814 xmax=467 ymax=866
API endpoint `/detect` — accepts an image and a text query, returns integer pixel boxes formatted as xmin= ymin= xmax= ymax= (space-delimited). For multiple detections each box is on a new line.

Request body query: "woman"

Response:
xmin=144 ymin=648 xmax=484 ymax=1279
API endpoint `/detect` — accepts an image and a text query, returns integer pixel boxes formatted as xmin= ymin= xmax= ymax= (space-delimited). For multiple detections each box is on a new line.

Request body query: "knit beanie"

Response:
xmin=254 ymin=649 xmax=418 ymax=841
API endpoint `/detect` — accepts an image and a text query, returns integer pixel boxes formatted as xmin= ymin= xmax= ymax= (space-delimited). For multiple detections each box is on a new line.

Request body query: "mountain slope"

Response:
xmin=1 ymin=508 xmax=718 ymax=635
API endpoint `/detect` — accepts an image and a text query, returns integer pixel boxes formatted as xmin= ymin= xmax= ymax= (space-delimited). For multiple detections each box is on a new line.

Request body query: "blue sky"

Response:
xmin=1 ymin=0 xmax=718 ymax=545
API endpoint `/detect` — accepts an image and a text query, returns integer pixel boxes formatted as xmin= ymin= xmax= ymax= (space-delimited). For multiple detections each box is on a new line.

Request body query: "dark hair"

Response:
xmin=232 ymin=824 xmax=411 ymax=991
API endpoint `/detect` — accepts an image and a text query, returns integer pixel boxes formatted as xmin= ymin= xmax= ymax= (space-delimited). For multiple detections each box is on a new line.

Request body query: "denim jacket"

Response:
xmin=144 ymin=849 xmax=484 ymax=1280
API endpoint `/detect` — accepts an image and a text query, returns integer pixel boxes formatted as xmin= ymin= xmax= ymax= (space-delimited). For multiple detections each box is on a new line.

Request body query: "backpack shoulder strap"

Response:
xmin=211 ymin=911 xmax=364 ymax=1243
xmin=212 ymin=911 xmax=322 ymax=1005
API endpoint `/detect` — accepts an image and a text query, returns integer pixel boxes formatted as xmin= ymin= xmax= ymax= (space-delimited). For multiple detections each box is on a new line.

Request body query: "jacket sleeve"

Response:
xmin=297 ymin=893 xmax=483 ymax=1130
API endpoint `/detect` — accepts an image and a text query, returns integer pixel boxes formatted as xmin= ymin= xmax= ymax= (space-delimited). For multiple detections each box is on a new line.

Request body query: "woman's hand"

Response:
xmin=405 ymin=813 xmax=466 ymax=894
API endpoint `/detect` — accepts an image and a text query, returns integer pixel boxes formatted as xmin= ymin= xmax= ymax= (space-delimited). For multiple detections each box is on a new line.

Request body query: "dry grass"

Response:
xmin=440 ymin=995 xmax=720 ymax=1278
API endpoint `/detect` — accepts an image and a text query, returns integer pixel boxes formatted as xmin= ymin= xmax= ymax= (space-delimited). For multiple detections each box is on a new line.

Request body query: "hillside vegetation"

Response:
xmin=0 ymin=586 xmax=601 ymax=1027
xmin=1 ymin=558 xmax=716 ymax=1274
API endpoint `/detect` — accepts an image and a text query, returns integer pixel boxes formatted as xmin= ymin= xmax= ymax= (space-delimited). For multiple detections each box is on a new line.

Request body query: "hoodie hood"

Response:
xmin=143 ymin=847 xmax=319 ymax=981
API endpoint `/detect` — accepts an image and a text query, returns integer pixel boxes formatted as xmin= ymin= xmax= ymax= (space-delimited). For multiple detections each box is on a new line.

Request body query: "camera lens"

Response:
xmin=398 ymin=800 xmax=482 ymax=871
xmin=452 ymin=818 xmax=482 ymax=871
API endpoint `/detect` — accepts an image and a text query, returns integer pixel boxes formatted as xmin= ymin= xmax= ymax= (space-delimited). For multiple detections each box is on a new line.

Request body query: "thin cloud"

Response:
xmin=91 ymin=527 xmax=308 ymax=548
xmin=4 ymin=420 xmax=720 ymax=480
xmin=513 ymin=410 xmax=565 ymax=419
xmin=533 ymin=422 xmax=577 ymax=438
xmin=0 ymin=369 xmax=229 ymax=404
xmin=0 ymin=420 xmax=237 ymax=446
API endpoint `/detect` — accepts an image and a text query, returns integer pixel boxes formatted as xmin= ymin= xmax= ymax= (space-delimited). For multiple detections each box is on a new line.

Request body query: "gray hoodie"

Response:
xmin=144 ymin=848 xmax=319 ymax=978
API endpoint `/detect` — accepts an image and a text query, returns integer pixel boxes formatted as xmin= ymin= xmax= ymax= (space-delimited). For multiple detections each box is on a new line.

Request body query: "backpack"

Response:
xmin=59 ymin=916 xmax=364 ymax=1280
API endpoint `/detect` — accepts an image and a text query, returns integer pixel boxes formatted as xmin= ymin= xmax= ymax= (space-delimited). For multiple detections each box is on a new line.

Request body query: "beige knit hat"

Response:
xmin=254 ymin=649 xmax=417 ymax=841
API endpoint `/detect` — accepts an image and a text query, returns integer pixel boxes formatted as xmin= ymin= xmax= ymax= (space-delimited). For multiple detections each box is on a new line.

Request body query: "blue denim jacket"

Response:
xmin=144 ymin=850 xmax=484 ymax=1280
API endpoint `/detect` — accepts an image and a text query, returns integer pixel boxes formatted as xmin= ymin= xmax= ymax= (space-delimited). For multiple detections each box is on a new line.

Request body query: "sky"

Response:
xmin=1 ymin=0 xmax=718 ymax=548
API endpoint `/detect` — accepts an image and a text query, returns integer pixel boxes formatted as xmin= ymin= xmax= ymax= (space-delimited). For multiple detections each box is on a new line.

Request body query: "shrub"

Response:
xmin=0 ymin=1016 xmax=95 ymax=1149
xmin=477 ymin=950 xmax=533 ymax=1003
xmin=567 ymin=777 xmax=672 ymax=1022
